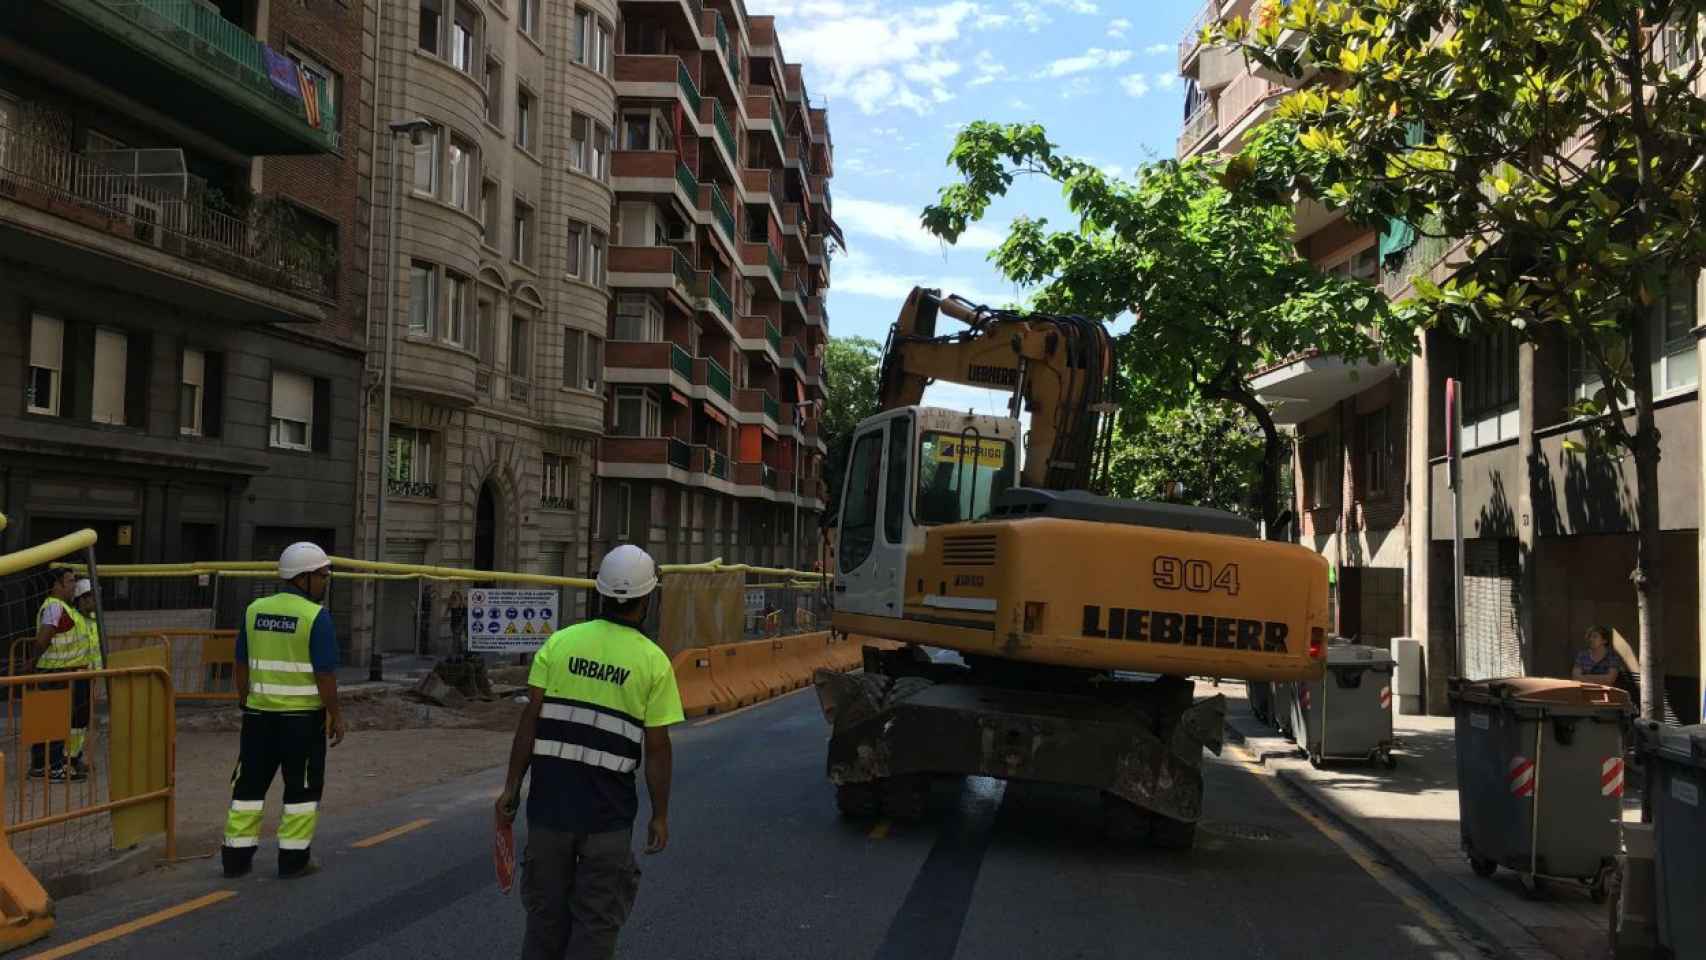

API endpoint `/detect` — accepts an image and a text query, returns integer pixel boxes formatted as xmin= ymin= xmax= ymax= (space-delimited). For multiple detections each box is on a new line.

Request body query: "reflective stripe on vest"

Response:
xmin=37 ymin=599 xmax=85 ymax=669
xmin=244 ymin=592 xmax=323 ymax=711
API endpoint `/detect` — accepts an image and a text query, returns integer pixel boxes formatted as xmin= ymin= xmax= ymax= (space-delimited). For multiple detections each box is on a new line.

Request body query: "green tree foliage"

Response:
xmin=1106 ymin=400 xmax=1274 ymax=518
xmin=1219 ymin=0 xmax=1706 ymax=718
xmin=921 ymin=121 xmax=1416 ymax=529
xmin=820 ymin=336 xmax=883 ymax=516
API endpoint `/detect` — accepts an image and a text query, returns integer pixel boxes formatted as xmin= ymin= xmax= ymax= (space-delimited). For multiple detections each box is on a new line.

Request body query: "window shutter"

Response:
xmin=62 ymin=320 xmax=90 ymax=421
xmin=312 ymin=376 xmax=332 ymax=452
xmin=203 ymin=351 xmax=225 ymax=438
xmin=124 ymin=330 xmax=150 ymax=428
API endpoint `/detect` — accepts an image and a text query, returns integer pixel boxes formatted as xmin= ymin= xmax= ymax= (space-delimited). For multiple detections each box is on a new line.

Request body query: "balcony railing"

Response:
xmin=762 ymin=464 xmax=778 ymax=490
xmin=1178 ymin=100 xmax=1217 ymax=157
xmin=91 ymin=0 xmax=339 ymax=151
xmin=764 ymin=393 xmax=779 ymax=422
xmin=793 ymin=342 xmax=809 ymax=372
xmin=767 ymin=246 xmax=783 ymax=286
xmin=673 ymin=247 xmax=696 ymax=289
xmin=711 ymin=99 xmax=737 ymax=164
xmin=509 ymin=377 xmax=531 ymax=405
xmin=0 ymin=121 xmax=337 ymax=299
xmin=675 ymin=159 xmax=698 ymax=199
xmin=540 ymin=494 xmax=573 ymax=509
xmin=709 ymin=186 xmax=735 ymax=241
xmin=668 ymin=437 xmax=692 ymax=470
xmin=704 ymin=273 xmax=733 ymax=324
xmin=1179 ymin=0 xmax=1218 ymax=70
xmin=671 ymin=343 xmax=694 ymax=379
xmin=386 ymin=478 xmax=437 ymax=499
xmin=693 ymin=445 xmax=730 ymax=480
xmin=766 ymin=318 xmax=782 ymax=353
xmin=696 ymin=355 xmax=732 ymax=399
xmin=772 ymin=94 xmax=787 ymax=134
xmin=677 ymin=59 xmax=704 ymax=114
xmin=1218 ymin=72 xmax=1283 ymax=140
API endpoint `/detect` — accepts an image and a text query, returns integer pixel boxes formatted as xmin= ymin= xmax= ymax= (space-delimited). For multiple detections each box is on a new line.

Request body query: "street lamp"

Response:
xmin=369 ymin=117 xmax=433 ymax=682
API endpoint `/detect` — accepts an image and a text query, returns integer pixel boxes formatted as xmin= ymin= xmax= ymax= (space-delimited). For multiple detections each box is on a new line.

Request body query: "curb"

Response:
xmin=40 ymin=836 xmax=165 ymax=901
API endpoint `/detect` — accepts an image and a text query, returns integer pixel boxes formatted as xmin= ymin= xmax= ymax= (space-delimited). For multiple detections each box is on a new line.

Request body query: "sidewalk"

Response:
xmin=1222 ymin=684 xmax=1632 ymax=960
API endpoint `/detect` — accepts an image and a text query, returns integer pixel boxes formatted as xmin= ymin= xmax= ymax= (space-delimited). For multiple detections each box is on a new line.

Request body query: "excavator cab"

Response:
xmin=834 ymin=406 xmax=1019 ymax=621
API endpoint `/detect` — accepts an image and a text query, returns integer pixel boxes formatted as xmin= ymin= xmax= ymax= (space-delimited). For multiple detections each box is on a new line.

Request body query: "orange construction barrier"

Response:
xmin=0 ymin=756 xmax=52 ymax=952
xmin=669 ymin=632 xmax=868 ymax=717
xmin=670 ymin=649 xmax=736 ymax=719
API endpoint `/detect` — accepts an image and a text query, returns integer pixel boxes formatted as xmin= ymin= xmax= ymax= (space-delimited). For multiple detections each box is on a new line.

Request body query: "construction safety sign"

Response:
xmin=934 ymin=437 xmax=1007 ymax=469
xmin=466 ymin=589 xmax=560 ymax=653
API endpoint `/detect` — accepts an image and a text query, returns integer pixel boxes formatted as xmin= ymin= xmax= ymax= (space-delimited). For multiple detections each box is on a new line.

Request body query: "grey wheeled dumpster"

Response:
xmin=1450 ymin=677 xmax=1631 ymax=900
xmin=1247 ymin=681 xmax=1274 ymax=726
xmin=1273 ymin=680 xmax=1296 ymax=740
xmin=1637 ymin=722 xmax=1706 ymax=957
xmin=1293 ymin=644 xmax=1397 ymax=768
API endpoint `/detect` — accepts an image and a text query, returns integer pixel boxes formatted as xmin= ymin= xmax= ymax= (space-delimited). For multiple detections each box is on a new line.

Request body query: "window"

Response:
xmin=594 ymin=19 xmax=611 ymax=74
xmin=27 ymin=313 xmax=62 ymax=415
xmin=882 ymin=418 xmax=910 ymax=544
xmin=614 ymin=295 xmax=662 ymax=341
xmin=613 ymin=387 xmax=661 ymax=436
xmin=510 ymin=313 xmax=531 ymax=381
xmin=1360 ymin=407 xmax=1389 ymax=496
xmin=410 ymin=261 xmax=438 ymax=335
xmin=915 ymin=432 xmax=1016 ymax=525
xmin=484 ymin=57 xmax=504 ymax=127
xmin=1328 ymin=243 xmax=1378 ymax=284
xmin=480 ymin=178 xmax=499 ymax=247
xmin=413 ymin=123 xmax=441 ymax=195
xmin=586 ymin=335 xmax=603 ymax=391
xmin=519 ymin=0 xmax=538 ymax=37
xmin=180 ymin=348 xmax=205 ymax=436
xmin=288 ymin=47 xmax=339 ymax=131
xmin=591 ymin=123 xmax=610 ymax=179
xmin=616 ymin=482 xmax=632 ymax=541
xmin=450 ymin=2 xmax=479 ymax=73
xmin=839 ymin=431 xmax=884 ymax=571
xmin=448 ymin=136 xmax=476 ymax=210
xmin=1657 ymin=268 xmax=1699 ymax=394
xmin=512 ymin=200 xmax=534 ymax=266
xmin=92 ymin=327 xmax=127 ymax=425
xmin=1665 ymin=14 xmax=1699 ymax=70
xmin=589 ymin=228 xmax=607 ymax=287
xmin=387 ymin=427 xmax=434 ymax=491
xmin=418 ymin=0 xmax=442 ymax=54
xmin=477 ymin=299 xmax=497 ymax=366
xmin=569 ymin=114 xmax=588 ymax=172
xmin=564 ymin=328 xmax=583 ymax=387
xmin=543 ymin=453 xmax=574 ymax=508
xmin=573 ymin=8 xmax=591 ymax=64
xmin=1302 ymin=433 xmax=1333 ymax=509
xmin=1460 ymin=325 xmax=1519 ymax=449
xmin=516 ymin=88 xmax=534 ymax=150
xmin=567 ymin=220 xmax=585 ymax=278
xmin=624 ymin=114 xmax=651 ymax=151
xmin=445 ymin=271 xmax=470 ymax=347
xmin=270 ymin=370 xmax=314 ymax=451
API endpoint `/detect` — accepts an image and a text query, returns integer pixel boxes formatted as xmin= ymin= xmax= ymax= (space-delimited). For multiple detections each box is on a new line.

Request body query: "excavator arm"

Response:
xmin=876 ymin=287 xmax=1116 ymax=491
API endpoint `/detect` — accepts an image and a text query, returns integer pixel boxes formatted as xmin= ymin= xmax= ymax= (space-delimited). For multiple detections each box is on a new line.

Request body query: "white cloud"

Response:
xmin=1034 ymin=47 xmax=1133 ymax=78
xmin=752 ymin=1 xmax=984 ymax=116
xmin=967 ymin=48 xmax=1007 ymax=87
xmin=1059 ymin=76 xmax=1095 ymax=99
xmin=1155 ymin=72 xmax=1179 ymax=89
xmin=835 ymin=197 xmax=1007 ymax=253
xmin=834 ymin=249 xmax=1018 ymax=309
xmin=1143 ymin=41 xmax=1171 ymax=55
xmin=1008 ymin=97 xmax=1031 ymax=110
xmin=1100 ymin=163 xmax=1124 ymax=177
xmin=1120 ymin=73 xmax=1151 ymax=97
xmin=1108 ymin=17 xmax=1132 ymax=38
xmin=974 ymin=10 xmax=1013 ymax=28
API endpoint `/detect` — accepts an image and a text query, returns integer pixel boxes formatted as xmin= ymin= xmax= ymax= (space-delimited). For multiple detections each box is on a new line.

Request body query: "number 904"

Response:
xmin=1152 ymin=556 xmax=1240 ymax=596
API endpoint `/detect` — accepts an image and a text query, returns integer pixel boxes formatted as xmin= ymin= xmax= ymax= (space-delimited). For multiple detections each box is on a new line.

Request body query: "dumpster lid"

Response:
xmin=1325 ymin=643 xmax=1395 ymax=667
xmin=1642 ymin=723 xmax=1706 ymax=767
xmin=1451 ymin=676 xmax=1631 ymax=709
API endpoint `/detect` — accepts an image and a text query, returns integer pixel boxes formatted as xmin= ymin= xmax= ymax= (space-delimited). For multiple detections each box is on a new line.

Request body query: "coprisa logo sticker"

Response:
xmin=254 ymin=614 xmax=300 ymax=633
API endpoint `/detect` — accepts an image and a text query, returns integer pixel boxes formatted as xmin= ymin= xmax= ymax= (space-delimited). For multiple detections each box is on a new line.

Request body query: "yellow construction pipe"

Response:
xmin=0 ymin=529 xmax=97 ymax=578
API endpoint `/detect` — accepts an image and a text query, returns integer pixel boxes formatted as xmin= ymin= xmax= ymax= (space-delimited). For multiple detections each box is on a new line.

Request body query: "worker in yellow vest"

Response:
xmin=29 ymin=568 xmax=83 ymax=781
xmin=496 ymin=544 xmax=684 ymax=959
xmin=221 ymin=542 xmax=345 ymax=880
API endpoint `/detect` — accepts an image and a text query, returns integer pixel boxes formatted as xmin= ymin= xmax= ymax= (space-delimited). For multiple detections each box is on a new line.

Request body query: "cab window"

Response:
xmin=882 ymin=418 xmax=911 ymax=544
xmin=839 ymin=430 xmax=884 ymax=570
xmin=916 ymin=432 xmax=1015 ymax=525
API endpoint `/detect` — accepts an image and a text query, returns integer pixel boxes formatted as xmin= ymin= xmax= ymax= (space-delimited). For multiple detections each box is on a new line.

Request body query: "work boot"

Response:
xmin=221 ymin=845 xmax=255 ymax=879
xmin=278 ymin=846 xmax=315 ymax=879
xmin=279 ymin=861 xmax=320 ymax=880
xmin=26 ymin=766 xmax=44 ymax=780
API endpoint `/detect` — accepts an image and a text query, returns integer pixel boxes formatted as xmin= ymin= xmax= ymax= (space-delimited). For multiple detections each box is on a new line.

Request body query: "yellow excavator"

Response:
xmin=814 ymin=288 xmax=1330 ymax=847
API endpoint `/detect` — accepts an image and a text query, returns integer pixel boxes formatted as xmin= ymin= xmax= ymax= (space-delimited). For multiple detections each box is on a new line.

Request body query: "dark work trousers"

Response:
xmin=221 ymin=709 xmax=327 ymax=877
xmin=520 ymin=826 xmax=641 ymax=960
xmin=29 ymin=672 xmax=91 ymax=771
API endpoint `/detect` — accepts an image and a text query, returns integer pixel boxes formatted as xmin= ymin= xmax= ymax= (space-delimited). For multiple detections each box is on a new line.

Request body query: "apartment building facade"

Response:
xmin=1177 ymin=2 xmax=1702 ymax=721
xmin=362 ymin=0 xmax=835 ymax=655
xmin=0 ymin=1 xmax=366 ymax=644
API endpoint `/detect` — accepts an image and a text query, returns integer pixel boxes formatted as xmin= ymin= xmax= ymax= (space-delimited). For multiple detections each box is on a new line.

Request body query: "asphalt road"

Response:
xmin=27 ymin=685 xmax=1481 ymax=960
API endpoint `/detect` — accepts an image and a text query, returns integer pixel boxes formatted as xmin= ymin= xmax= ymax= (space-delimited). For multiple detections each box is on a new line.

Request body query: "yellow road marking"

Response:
xmin=693 ymin=685 xmax=812 ymax=726
xmin=25 ymin=891 xmax=237 ymax=959
xmin=869 ymin=819 xmax=891 ymax=840
xmin=1222 ymin=740 xmax=1471 ymax=953
xmin=351 ymin=817 xmax=435 ymax=849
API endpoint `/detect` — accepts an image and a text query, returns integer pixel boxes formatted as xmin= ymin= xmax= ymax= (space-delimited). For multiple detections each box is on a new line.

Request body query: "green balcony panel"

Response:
xmin=673 ymin=248 xmax=696 ymax=289
xmin=711 ymin=188 xmax=736 ymax=242
xmin=708 ymin=275 xmax=733 ymax=323
xmin=766 ymin=320 xmax=781 ymax=353
xmin=23 ymin=0 xmax=338 ymax=154
xmin=707 ymin=357 xmax=731 ymax=399
xmin=766 ymin=247 xmax=783 ymax=287
xmin=676 ymin=60 xmax=703 ymax=114
xmin=671 ymin=344 xmax=694 ymax=379
xmin=763 ymin=393 xmax=779 ymax=422
xmin=713 ymin=99 xmax=737 ymax=163
xmin=675 ymin=160 xmax=698 ymax=199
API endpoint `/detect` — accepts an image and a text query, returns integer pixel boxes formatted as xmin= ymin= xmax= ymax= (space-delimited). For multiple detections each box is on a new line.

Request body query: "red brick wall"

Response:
xmin=262 ymin=0 xmax=369 ymax=351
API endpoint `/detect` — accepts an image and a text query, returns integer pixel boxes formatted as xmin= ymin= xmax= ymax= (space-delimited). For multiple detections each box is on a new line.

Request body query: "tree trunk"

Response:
xmin=1628 ymin=309 xmax=1666 ymax=721
xmin=1214 ymin=385 xmax=1283 ymax=532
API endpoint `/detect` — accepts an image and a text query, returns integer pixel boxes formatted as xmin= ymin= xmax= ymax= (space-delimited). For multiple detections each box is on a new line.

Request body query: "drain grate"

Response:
xmin=1201 ymin=820 xmax=1289 ymax=841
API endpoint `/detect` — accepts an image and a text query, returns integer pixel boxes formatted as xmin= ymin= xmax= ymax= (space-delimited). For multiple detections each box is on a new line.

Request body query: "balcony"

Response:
xmin=0 ymin=122 xmax=338 ymax=314
xmin=741 ymin=167 xmax=786 ymax=210
xmin=809 ymin=174 xmax=831 ymax=210
xmin=609 ymin=244 xmax=695 ymax=301
xmin=611 ymin=151 xmax=697 ymax=209
xmin=604 ymin=341 xmax=694 ymax=386
xmin=737 ymin=314 xmax=782 ymax=356
xmin=782 ymin=336 xmax=809 ymax=374
xmin=701 ymin=9 xmax=740 ymax=88
xmin=740 ymin=241 xmax=783 ymax=294
xmin=1178 ymin=101 xmax=1218 ymax=158
xmin=602 ymin=435 xmax=694 ymax=472
xmin=1179 ymin=0 xmax=1218 ymax=73
xmin=691 ymin=444 xmax=730 ymax=480
xmin=737 ymin=387 xmax=779 ymax=424
xmin=731 ymin=461 xmax=772 ymax=490
xmin=696 ymin=271 xmax=734 ymax=328
xmin=386 ymin=478 xmax=438 ymax=499
xmin=27 ymin=0 xmax=338 ymax=154
xmin=1250 ymin=351 xmax=1397 ymax=425
xmin=700 ymin=98 xmax=738 ymax=169
xmin=806 ymin=235 xmax=825 ymax=265
xmin=698 ymin=184 xmax=736 ymax=249
xmin=1217 ymin=71 xmax=1285 ymax=152
xmin=803 ymin=294 xmax=824 ymax=327
xmin=693 ymin=355 xmax=732 ymax=400
xmin=615 ymin=55 xmax=702 ymax=115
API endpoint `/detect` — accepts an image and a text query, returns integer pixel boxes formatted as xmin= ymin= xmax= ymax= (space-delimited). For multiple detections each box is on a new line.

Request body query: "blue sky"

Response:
xmin=748 ymin=0 xmax=1200 ymax=412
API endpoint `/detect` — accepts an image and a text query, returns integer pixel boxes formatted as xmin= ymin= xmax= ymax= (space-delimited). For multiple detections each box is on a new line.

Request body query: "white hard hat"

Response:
xmin=596 ymin=544 xmax=658 ymax=600
xmin=278 ymin=542 xmax=331 ymax=581
xmin=74 ymin=579 xmax=93 ymax=599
